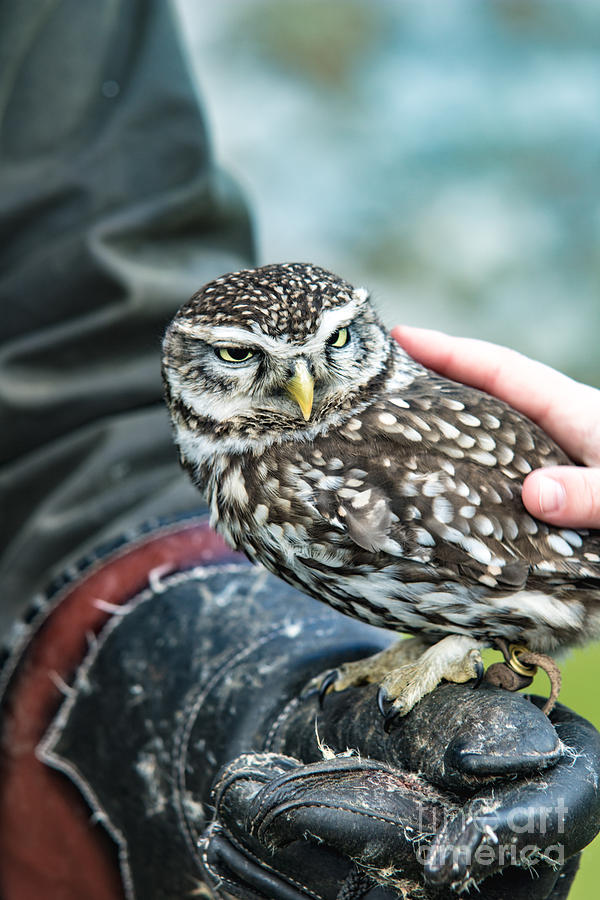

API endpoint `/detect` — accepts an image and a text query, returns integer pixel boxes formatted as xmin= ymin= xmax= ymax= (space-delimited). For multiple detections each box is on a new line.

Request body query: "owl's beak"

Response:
xmin=285 ymin=359 xmax=314 ymax=421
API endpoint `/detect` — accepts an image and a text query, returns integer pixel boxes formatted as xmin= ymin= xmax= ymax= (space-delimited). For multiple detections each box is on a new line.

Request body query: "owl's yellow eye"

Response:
xmin=216 ymin=347 xmax=255 ymax=363
xmin=327 ymin=326 xmax=350 ymax=348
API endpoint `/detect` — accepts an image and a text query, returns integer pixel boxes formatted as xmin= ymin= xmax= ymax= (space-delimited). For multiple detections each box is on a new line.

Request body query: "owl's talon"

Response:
xmin=471 ymin=659 xmax=485 ymax=689
xmin=376 ymin=686 xmax=400 ymax=732
xmin=317 ymin=669 xmax=339 ymax=707
xmin=376 ymin=685 xmax=389 ymax=718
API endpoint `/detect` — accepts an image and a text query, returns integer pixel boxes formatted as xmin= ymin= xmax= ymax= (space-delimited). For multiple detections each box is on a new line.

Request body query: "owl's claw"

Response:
xmin=376 ymin=685 xmax=388 ymax=718
xmin=471 ymin=658 xmax=485 ymax=689
xmin=376 ymin=686 xmax=402 ymax=733
xmin=317 ymin=669 xmax=339 ymax=707
xmin=380 ymin=660 xmax=484 ymax=724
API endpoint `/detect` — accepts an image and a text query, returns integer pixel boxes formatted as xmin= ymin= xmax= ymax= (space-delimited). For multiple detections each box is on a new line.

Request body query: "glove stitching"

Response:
xmin=214 ymin=770 xmax=272 ymax=800
xmin=205 ymin=827 xmax=328 ymax=900
xmin=263 ymin=695 xmax=302 ymax=751
xmin=255 ymin=798 xmax=417 ymax=833
xmin=212 ymin=753 xmax=300 ymax=801
xmin=172 ymin=600 xmax=328 ymax=865
xmin=200 ymin=834 xmax=263 ymax=899
xmin=250 ymin=761 xmax=406 ymax=827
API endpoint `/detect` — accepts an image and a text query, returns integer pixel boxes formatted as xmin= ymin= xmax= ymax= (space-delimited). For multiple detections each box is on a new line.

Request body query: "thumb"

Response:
xmin=522 ymin=466 xmax=600 ymax=529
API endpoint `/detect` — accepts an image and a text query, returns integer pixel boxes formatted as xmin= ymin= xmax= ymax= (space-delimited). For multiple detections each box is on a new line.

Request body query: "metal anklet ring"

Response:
xmin=507 ymin=643 xmax=539 ymax=678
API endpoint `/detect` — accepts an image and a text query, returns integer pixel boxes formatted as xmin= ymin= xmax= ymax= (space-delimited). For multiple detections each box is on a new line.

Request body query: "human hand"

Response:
xmin=392 ymin=326 xmax=600 ymax=529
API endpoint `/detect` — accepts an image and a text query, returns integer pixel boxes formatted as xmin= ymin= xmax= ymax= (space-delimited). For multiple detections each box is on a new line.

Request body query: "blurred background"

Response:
xmin=175 ymin=0 xmax=600 ymax=894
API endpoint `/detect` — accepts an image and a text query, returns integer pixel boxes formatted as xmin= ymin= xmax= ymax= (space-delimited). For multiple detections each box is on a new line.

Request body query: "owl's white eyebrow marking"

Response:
xmin=311 ymin=292 xmax=368 ymax=346
xmin=173 ymin=292 xmax=370 ymax=358
xmin=173 ymin=321 xmax=282 ymax=351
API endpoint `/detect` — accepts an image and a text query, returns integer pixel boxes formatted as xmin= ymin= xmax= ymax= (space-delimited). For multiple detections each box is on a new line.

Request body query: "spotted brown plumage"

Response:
xmin=177 ymin=264 xmax=357 ymax=342
xmin=162 ymin=262 xmax=600 ymax=716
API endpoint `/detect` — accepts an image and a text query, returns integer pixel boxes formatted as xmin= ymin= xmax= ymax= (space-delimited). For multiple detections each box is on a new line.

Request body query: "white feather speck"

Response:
xmin=560 ymin=530 xmax=583 ymax=548
xmin=461 ymin=536 xmax=493 ymax=565
xmin=433 ymin=496 xmax=454 ymax=524
xmin=547 ymin=534 xmax=574 ymax=557
xmin=474 ymin=515 xmax=494 ymax=536
xmin=458 ymin=412 xmax=481 ymax=427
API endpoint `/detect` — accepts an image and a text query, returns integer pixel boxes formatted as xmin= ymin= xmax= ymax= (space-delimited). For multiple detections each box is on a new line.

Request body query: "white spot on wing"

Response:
xmin=461 ymin=536 xmax=493 ymax=565
xmin=436 ymin=419 xmax=460 ymax=439
xmin=433 ymin=496 xmax=454 ymax=524
xmin=422 ymin=476 xmax=446 ymax=497
xmin=483 ymin=414 xmax=501 ymax=429
xmin=496 ymin=445 xmax=515 ymax=465
xmin=457 ymin=412 xmax=481 ymax=427
xmin=352 ymin=489 xmax=372 ymax=509
xmin=470 ymin=450 xmax=497 ymax=466
xmin=547 ymin=534 xmax=574 ymax=557
xmin=474 ymin=515 xmax=494 ymax=536
xmin=442 ymin=398 xmax=465 ymax=411
xmin=477 ymin=435 xmax=496 ymax=451
xmin=254 ymin=504 xmax=269 ymax=524
xmin=559 ymin=530 xmax=583 ymax=548
xmin=522 ymin=515 xmax=538 ymax=535
xmin=414 ymin=527 xmax=436 ymax=547
xmin=514 ymin=456 xmax=532 ymax=474
xmin=437 ymin=524 xmax=463 ymax=542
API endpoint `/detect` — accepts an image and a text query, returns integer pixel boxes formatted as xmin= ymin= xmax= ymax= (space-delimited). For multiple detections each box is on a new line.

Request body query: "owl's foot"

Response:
xmin=377 ymin=635 xmax=484 ymax=730
xmin=307 ymin=636 xmax=430 ymax=705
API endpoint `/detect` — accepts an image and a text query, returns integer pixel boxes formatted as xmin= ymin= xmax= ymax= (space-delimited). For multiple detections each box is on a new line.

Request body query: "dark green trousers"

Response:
xmin=0 ymin=0 xmax=255 ymax=634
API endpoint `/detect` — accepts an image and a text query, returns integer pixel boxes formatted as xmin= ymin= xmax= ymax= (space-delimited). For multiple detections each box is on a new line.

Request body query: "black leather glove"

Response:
xmin=7 ymin=518 xmax=595 ymax=900
xmin=203 ymin=683 xmax=599 ymax=900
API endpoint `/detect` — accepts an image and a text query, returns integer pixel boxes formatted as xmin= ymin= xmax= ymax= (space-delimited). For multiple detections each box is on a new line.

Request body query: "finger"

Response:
xmin=392 ymin=326 xmax=600 ymax=466
xmin=522 ymin=466 xmax=600 ymax=529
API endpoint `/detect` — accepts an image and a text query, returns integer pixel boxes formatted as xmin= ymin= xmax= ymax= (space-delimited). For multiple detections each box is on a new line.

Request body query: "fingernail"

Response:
xmin=537 ymin=476 xmax=566 ymax=514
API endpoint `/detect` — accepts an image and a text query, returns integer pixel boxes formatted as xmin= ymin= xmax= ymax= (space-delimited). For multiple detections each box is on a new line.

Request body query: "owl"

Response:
xmin=162 ymin=262 xmax=600 ymax=722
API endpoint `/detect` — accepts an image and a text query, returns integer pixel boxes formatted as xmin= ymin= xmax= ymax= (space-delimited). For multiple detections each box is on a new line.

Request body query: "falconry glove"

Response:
xmin=201 ymin=679 xmax=600 ymax=900
xmin=3 ymin=518 xmax=596 ymax=899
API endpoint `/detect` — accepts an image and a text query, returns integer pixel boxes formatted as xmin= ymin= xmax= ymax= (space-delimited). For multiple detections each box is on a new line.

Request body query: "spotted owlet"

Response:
xmin=162 ymin=262 xmax=600 ymax=720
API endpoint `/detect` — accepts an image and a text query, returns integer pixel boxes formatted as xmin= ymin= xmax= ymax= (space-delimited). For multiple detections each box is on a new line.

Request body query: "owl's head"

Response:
xmin=162 ymin=263 xmax=401 ymax=451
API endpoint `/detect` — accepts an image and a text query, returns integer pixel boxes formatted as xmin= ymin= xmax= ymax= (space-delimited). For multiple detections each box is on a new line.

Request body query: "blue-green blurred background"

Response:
xmin=176 ymin=1 xmax=600 ymax=893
